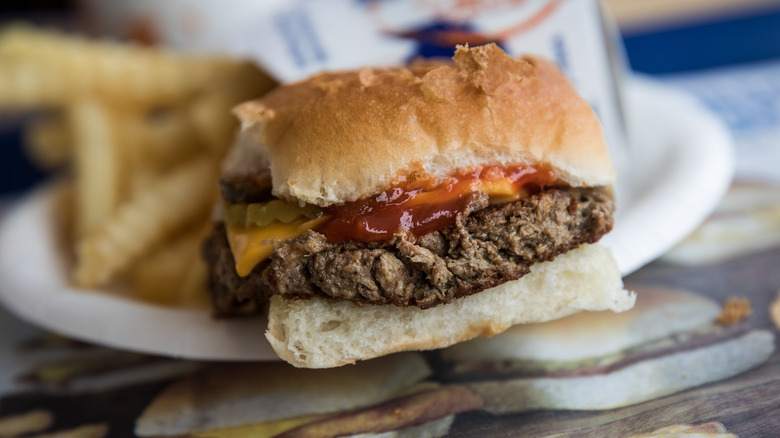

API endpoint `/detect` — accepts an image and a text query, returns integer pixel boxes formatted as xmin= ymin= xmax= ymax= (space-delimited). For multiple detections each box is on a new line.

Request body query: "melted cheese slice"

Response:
xmin=479 ymin=179 xmax=529 ymax=204
xmin=227 ymin=218 xmax=320 ymax=277
xmin=226 ymin=179 xmax=528 ymax=276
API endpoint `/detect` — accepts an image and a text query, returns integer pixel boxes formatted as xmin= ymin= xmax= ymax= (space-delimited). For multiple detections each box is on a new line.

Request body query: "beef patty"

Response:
xmin=203 ymin=186 xmax=614 ymax=316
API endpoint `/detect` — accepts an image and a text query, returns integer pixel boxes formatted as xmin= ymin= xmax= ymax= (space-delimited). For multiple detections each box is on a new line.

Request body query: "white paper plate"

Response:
xmin=603 ymin=77 xmax=733 ymax=274
xmin=0 ymin=79 xmax=733 ymax=361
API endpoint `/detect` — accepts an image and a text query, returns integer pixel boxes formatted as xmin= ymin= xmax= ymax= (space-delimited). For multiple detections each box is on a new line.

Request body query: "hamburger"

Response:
xmin=203 ymin=43 xmax=635 ymax=368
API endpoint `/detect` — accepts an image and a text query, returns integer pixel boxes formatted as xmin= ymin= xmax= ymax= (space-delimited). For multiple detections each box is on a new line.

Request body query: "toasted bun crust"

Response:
xmin=226 ymin=43 xmax=615 ymax=206
xmin=266 ymin=244 xmax=635 ymax=368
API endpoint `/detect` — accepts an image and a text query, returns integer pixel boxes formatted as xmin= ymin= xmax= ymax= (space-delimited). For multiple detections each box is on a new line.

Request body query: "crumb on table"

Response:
xmin=716 ymin=297 xmax=752 ymax=326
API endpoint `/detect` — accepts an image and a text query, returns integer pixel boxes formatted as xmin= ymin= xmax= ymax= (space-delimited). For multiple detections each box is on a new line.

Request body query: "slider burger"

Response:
xmin=203 ymin=43 xmax=635 ymax=368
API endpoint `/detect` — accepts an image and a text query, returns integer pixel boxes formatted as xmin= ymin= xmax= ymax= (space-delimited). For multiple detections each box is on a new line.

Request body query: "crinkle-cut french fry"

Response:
xmin=0 ymin=23 xmax=65 ymax=56
xmin=130 ymin=248 xmax=188 ymax=306
xmin=28 ymin=424 xmax=108 ymax=438
xmin=0 ymin=24 xmax=241 ymax=106
xmin=125 ymin=170 xmax=159 ymax=203
xmin=188 ymin=94 xmax=239 ymax=159
xmin=74 ymin=158 xmax=216 ymax=288
xmin=123 ymin=107 xmax=205 ymax=173
xmin=178 ymin=255 xmax=211 ymax=309
xmin=0 ymin=58 xmax=71 ymax=107
xmin=70 ymin=99 xmax=123 ymax=239
xmin=178 ymin=220 xmax=213 ymax=309
xmin=84 ymin=105 xmax=206 ymax=206
xmin=0 ymin=409 xmax=53 ymax=437
xmin=190 ymin=62 xmax=277 ymax=157
xmin=24 ymin=113 xmax=71 ymax=169
xmin=130 ymin=223 xmax=209 ymax=307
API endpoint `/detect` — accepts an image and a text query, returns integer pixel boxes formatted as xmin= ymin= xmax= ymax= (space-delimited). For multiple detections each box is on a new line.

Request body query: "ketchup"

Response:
xmin=316 ymin=165 xmax=555 ymax=242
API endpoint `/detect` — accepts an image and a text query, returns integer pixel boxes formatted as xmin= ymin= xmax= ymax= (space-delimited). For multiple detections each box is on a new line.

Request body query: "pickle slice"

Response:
xmin=225 ymin=200 xmax=321 ymax=228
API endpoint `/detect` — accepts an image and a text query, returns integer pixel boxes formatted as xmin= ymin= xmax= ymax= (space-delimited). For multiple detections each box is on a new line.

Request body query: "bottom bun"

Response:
xmin=266 ymin=243 xmax=635 ymax=368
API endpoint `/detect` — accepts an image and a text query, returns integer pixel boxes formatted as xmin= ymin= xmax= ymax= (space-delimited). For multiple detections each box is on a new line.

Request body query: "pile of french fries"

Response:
xmin=0 ymin=24 xmax=277 ymax=307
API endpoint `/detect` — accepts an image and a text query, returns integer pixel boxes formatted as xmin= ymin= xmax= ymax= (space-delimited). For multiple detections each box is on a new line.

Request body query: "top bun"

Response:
xmin=225 ymin=43 xmax=615 ymax=207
